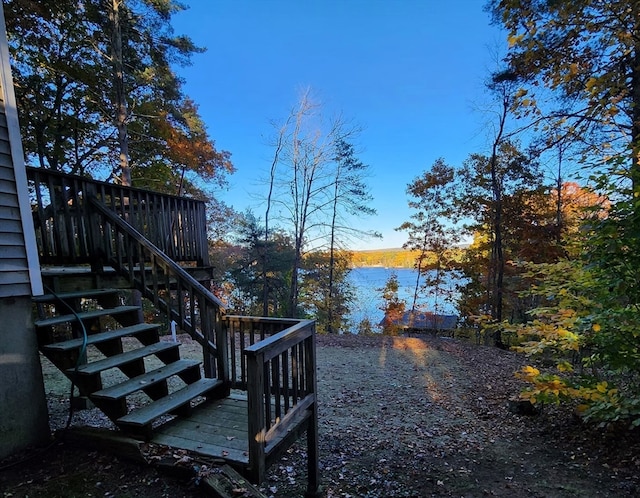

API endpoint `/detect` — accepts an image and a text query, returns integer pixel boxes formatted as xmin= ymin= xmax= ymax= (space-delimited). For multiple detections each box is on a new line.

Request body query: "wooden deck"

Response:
xmin=151 ymin=393 xmax=251 ymax=466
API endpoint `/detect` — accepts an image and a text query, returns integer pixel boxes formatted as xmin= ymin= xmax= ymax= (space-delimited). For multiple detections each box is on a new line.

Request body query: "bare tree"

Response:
xmin=267 ymin=88 xmax=375 ymax=319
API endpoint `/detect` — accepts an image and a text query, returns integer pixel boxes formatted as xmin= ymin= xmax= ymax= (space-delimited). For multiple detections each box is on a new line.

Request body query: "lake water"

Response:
xmin=346 ymin=267 xmax=459 ymax=331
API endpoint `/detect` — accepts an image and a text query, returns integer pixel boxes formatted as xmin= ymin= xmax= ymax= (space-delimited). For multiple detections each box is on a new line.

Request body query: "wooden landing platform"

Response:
xmin=151 ymin=393 xmax=250 ymax=466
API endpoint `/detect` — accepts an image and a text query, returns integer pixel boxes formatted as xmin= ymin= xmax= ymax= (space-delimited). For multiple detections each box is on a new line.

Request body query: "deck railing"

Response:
xmin=27 ymin=167 xmax=209 ymax=266
xmin=88 ymin=195 xmax=226 ymax=380
xmin=240 ymin=318 xmax=319 ymax=488
xmin=222 ymin=315 xmax=301 ymax=390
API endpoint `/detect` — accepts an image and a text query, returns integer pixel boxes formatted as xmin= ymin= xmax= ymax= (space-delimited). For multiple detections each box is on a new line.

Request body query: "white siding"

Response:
xmin=0 ymin=7 xmax=42 ymax=297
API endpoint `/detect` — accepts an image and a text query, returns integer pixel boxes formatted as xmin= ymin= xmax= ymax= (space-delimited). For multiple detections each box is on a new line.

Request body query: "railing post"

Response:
xmin=246 ymin=350 xmax=266 ymax=484
xmin=215 ymin=310 xmax=230 ymax=393
xmin=201 ymin=300 xmax=216 ymax=379
xmin=304 ymin=323 xmax=321 ymax=498
xmin=85 ymin=187 xmax=105 ymax=273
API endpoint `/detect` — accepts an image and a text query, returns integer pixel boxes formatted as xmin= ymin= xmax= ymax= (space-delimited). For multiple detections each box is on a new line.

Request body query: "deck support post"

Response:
xmin=246 ymin=350 xmax=266 ymax=483
xmin=304 ymin=323 xmax=321 ymax=497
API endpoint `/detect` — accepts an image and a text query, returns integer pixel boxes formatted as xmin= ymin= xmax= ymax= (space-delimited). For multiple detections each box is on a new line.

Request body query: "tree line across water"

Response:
xmin=8 ymin=0 xmax=640 ymax=430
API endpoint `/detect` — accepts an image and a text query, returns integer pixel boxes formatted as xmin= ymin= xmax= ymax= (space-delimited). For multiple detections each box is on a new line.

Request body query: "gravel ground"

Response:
xmin=2 ymin=333 xmax=640 ymax=497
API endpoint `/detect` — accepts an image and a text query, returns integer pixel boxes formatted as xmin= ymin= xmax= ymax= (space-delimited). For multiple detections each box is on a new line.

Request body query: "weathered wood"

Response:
xmin=246 ymin=350 xmax=266 ymax=483
xmin=27 ymin=166 xmax=210 ymax=265
xmin=43 ymin=323 xmax=161 ymax=352
xmin=68 ymin=341 xmax=180 ymax=376
xmin=92 ymin=359 xmax=201 ymax=400
xmin=34 ymin=305 xmax=140 ymax=328
xmin=117 ymin=378 xmax=223 ymax=428
xmin=201 ymin=465 xmax=267 ymax=498
xmin=244 ymin=320 xmax=314 ymax=362
xmin=152 ymin=433 xmax=249 ymax=463
xmin=33 ymin=287 xmax=120 ymax=303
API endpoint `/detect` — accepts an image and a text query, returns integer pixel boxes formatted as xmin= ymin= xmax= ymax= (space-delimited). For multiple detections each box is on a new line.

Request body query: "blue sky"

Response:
xmin=172 ymin=0 xmax=506 ymax=250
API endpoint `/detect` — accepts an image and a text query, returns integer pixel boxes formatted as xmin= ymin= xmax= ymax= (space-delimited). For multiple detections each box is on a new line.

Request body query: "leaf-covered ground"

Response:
xmin=2 ymin=334 xmax=640 ymax=497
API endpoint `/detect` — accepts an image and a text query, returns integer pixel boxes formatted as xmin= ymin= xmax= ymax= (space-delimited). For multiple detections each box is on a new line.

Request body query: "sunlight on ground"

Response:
xmin=379 ymin=336 xmax=448 ymax=402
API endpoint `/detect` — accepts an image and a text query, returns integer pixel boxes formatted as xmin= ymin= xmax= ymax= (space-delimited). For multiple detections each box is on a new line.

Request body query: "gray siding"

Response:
xmin=0 ymin=80 xmax=31 ymax=297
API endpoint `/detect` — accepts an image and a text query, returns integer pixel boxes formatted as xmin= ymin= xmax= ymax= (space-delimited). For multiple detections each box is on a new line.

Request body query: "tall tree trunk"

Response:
xmin=109 ymin=0 xmax=130 ymax=186
xmin=327 ymin=175 xmax=340 ymax=333
xmin=487 ymin=86 xmax=509 ymax=347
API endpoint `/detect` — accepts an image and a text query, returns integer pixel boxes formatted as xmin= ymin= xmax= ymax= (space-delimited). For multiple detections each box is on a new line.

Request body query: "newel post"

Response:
xmin=304 ymin=321 xmax=322 ymax=498
xmin=215 ymin=309 xmax=230 ymax=394
xmin=246 ymin=350 xmax=266 ymax=483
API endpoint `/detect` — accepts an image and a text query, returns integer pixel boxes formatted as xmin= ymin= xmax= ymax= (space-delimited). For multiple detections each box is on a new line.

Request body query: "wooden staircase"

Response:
xmin=34 ymin=287 xmax=225 ymax=439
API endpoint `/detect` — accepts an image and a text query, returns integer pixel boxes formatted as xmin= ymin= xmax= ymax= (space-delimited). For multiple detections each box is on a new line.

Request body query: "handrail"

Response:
xmin=88 ymin=194 xmax=227 ymax=381
xmin=244 ymin=319 xmax=314 ymax=362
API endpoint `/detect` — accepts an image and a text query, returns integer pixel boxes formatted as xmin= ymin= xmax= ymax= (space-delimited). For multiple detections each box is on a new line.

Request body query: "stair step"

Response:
xmin=67 ymin=341 xmax=180 ymax=376
xmin=117 ymin=378 xmax=223 ymax=429
xmin=92 ymin=359 xmax=201 ymax=400
xmin=33 ymin=288 xmax=120 ymax=303
xmin=34 ymin=305 xmax=140 ymax=328
xmin=42 ymin=323 xmax=162 ymax=352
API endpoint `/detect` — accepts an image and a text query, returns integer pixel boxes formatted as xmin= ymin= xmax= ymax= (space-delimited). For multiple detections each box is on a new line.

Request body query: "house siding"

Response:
xmin=0 ymin=84 xmax=31 ymax=297
xmin=0 ymin=4 xmax=49 ymax=460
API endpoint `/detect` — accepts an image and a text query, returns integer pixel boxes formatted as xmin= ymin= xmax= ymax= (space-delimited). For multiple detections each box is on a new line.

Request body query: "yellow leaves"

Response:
xmin=557 ymin=361 xmax=573 ymax=373
xmin=596 ymin=381 xmax=608 ymax=393
xmin=514 ymin=88 xmax=528 ymax=99
xmin=585 ymin=77 xmax=598 ymax=92
xmin=515 ymin=365 xmax=540 ymax=383
xmin=508 ymin=33 xmax=524 ymax=47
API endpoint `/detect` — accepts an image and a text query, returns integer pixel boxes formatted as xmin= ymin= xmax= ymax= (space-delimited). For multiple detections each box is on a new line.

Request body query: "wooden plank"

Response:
xmin=43 ymin=323 xmax=162 ymax=352
xmin=117 ymin=378 xmax=223 ymax=427
xmin=201 ymin=465 xmax=267 ymax=498
xmin=70 ymin=341 xmax=180 ymax=376
xmin=157 ymin=418 xmax=248 ymax=451
xmin=92 ymin=359 xmax=201 ymax=400
xmin=150 ymin=432 xmax=249 ymax=464
xmin=244 ymin=320 xmax=314 ymax=362
xmin=34 ymin=305 xmax=140 ymax=328
xmin=171 ymin=401 xmax=248 ymax=427
xmin=33 ymin=287 xmax=121 ymax=303
xmin=162 ymin=415 xmax=248 ymax=441
xmin=264 ymin=394 xmax=314 ymax=450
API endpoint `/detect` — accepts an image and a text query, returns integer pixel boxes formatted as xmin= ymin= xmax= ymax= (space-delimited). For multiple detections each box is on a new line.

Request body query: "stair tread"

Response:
xmin=92 ymin=359 xmax=201 ymax=400
xmin=67 ymin=341 xmax=180 ymax=376
xmin=33 ymin=288 xmax=120 ymax=303
xmin=117 ymin=378 xmax=223 ymax=427
xmin=34 ymin=305 xmax=140 ymax=328
xmin=43 ymin=323 xmax=161 ymax=352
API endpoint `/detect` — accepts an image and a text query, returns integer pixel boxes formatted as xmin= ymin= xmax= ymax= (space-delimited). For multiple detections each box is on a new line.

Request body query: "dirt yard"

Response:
xmin=2 ymin=333 xmax=640 ymax=497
